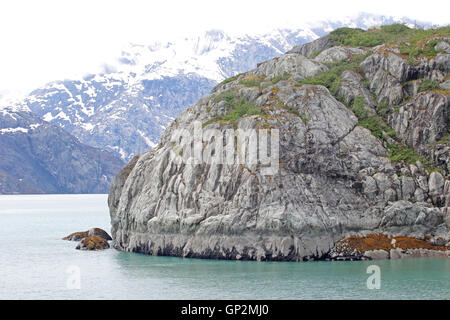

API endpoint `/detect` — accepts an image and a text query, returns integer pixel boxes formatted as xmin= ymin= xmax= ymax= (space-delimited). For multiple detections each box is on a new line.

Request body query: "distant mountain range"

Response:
xmin=0 ymin=104 xmax=124 ymax=194
xmin=0 ymin=13 xmax=433 ymax=193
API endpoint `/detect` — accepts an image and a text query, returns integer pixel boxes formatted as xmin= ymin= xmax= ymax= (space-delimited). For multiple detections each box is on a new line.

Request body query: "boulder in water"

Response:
xmin=62 ymin=231 xmax=89 ymax=241
xmin=63 ymin=228 xmax=112 ymax=241
xmin=76 ymin=236 xmax=110 ymax=251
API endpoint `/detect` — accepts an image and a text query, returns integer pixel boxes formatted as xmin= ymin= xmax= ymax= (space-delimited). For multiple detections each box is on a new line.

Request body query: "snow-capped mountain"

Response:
xmin=0 ymin=103 xmax=124 ymax=194
xmin=14 ymin=13 xmax=431 ymax=162
xmin=24 ymin=28 xmax=317 ymax=161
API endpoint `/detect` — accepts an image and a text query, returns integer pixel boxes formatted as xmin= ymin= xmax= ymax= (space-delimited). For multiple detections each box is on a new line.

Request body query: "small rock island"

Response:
xmin=63 ymin=228 xmax=112 ymax=250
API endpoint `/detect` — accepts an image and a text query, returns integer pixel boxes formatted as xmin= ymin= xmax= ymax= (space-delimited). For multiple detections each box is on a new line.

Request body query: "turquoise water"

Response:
xmin=0 ymin=194 xmax=448 ymax=300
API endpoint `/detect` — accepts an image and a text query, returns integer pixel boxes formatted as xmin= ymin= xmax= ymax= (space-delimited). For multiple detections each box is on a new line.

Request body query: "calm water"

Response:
xmin=0 ymin=194 xmax=448 ymax=300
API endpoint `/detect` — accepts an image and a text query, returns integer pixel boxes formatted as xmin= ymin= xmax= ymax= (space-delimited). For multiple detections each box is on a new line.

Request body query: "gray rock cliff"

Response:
xmin=109 ymin=27 xmax=449 ymax=261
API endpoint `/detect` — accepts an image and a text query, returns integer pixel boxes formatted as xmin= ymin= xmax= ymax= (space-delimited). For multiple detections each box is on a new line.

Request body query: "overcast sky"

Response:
xmin=0 ymin=0 xmax=449 ymax=99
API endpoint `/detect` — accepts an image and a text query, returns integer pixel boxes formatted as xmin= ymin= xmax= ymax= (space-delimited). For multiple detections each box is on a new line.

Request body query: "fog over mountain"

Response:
xmin=16 ymin=13 xmax=429 ymax=161
xmin=0 ymin=13 xmax=434 ymax=193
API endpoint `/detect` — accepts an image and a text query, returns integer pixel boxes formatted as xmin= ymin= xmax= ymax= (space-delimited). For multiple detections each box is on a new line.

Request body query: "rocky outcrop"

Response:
xmin=360 ymin=52 xmax=409 ymax=105
xmin=435 ymin=41 xmax=450 ymax=54
xmin=440 ymin=79 xmax=450 ymax=90
xmin=109 ymin=27 xmax=449 ymax=261
xmin=88 ymin=228 xmax=112 ymax=240
xmin=287 ymin=35 xmax=335 ymax=57
xmin=254 ymin=54 xmax=327 ymax=81
xmin=390 ymin=247 xmax=449 ymax=259
xmin=387 ymin=92 xmax=449 ymax=160
xmin=328 ymin=233 xmax=449 ymax=260
xmin=337 ymin=70 xmax=377 ymax=114
xmin=63 ymin=228 xmax=112 ymax=242
xmin=314 ymin=46 xmax=365 ymax=64
xmin=76 ymin=236 xmax=110 ymax=251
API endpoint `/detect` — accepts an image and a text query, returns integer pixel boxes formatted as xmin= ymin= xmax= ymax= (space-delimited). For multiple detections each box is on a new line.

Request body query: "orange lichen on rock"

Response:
xmin=76 ymin=235 xmax=110 ymax=251
xmin=338 ymin=234 xmax=448 ymax=253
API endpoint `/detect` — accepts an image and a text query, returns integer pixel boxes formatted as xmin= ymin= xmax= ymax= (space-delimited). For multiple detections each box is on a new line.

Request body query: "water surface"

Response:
xmin=0 ymin=194 xmax=448 ymax=300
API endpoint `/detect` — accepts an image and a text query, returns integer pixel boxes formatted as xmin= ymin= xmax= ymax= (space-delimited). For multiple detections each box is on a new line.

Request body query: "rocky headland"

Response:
xmin=109 ymin=24 xmax=450 ymax=261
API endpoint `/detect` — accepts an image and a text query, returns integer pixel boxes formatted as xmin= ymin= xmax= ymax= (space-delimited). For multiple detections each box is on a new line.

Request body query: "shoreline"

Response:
xmin=111 ymin=232 xmax=450 ymax=262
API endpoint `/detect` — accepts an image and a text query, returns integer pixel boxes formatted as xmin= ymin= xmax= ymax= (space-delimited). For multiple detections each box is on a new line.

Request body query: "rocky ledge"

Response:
xmin=328 ymin=233 xmax=449 ymax=260
xmin=109 ymin=25 xmax=450 ymax=261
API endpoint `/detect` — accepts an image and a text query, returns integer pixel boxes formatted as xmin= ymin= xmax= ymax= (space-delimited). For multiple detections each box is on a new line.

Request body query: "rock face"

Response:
xmin=337 ymin=70 xmax=376 ymax=113
xmin=314 ymin=46 xmax=365 ymax=64
xmin=109 ymin=27 xmax=449 ymax=261
xmin=388 ymin=92 xmax=449 ymax=154
xmin=390 ymin=247 xmax=449 ymax=259
xmin=76 ymin=236 xmax=110 ymax=251
xmin=287 ymin=35 xmax=335 ymax=57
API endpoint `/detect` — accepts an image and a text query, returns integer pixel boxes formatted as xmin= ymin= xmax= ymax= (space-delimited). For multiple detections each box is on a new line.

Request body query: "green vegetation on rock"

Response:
xmin=387 ymin=143 xmax=431 ymax=168
xmin=349 ymin=96 xmax=437 ymax=169
xmin=298 ymin=53 xmax=369 ymax=96
xmin=204 ymin=90 xmax=263 ymax=127
xmin=212 ymin=90 xmax=236 ymax=104
xmin=330 ymin=24 xmax=450 ymax=48
xmin=270 ymin=72 xmax=291 ymax=84
xmin=433 ymin=133 xmax=450 ymax=148
xmin=418 ymin=79 xmax=439 ymax=92
xmin=309 ymin=50 xmax=321 ymax=59
xmin=239 ymin=75 xmax=266 ymax=87
xmin=350 ymin=96 xmax=396 ymax=140
xmin=375 ymin=101 xmax=391 ymax=117
xmin=220 ymin=75 xmax=238 ymax=85
xmin=330 ymin=24 xmax=450 ymax=64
